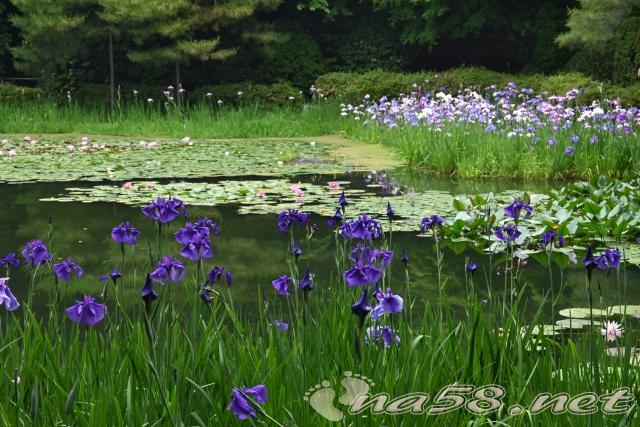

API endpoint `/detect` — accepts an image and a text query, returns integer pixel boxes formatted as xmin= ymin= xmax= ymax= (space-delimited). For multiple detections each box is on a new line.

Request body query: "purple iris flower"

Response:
xmin=0 ymin=277 xmax=20 ymax=311
xmin=365 ymin=326 xmax=400 ymax=347
xmin=141 ymin=197 xmax=186 ymax=223
xmin=339 ymin=191 xmax=348 ymax=210
xmin=100 ymin=267 xmax=122 ymax=284
xmin=53 ymin=257 xmax=84 ymax=283
xmin=351 ymin=288 xmax=372 ymax=323
xmin=179 ymin=234 xmax=213 ymax=261
xmin=420 ymin=215 xmax=444 ymax=232
xmin=277 ymin=209 xmax=309 ymax=234
xmin=583 ymin=247 xmax=597 ymax=270
xmin=174 ymin=222 xmax=203 ymax=244
xmin=298 ymin=268 xmax=313 ymax=291
xmin=504 ymin=199 xmax=533 ymax=220
xmin=594 ymin=255 xmax=609 ymax=270
xmin=564 ymin=146 xmax=574 ymax=156
xmin=21 ymin=240 xmax=51 ymax=267
xmin=371 ymin=288 xmax=404 ymax=320
xmin=228 ymin=384 xmax=268 ymax=420
xmin=540 ymin=230 xmax=564 ymax=248
xmin=150 ymin=256 xmax=185 ymax=284
xmin=339 ymin=214 xmax=383 ymax=240
xmin=141 ymin=273 xmax=159 ymax=303
xmin=66 ymin=295 xmax=106 ymax=326
xmin=386 ymin=202 xmax=395 ymax=220
xmin=571 ymin=134 xmax=580 ymax=143
xmin=605 ymin=248 xmax=621 ymax=268
xmin=272 ymin=275 xmax=292 ymax=296
xmin=208 ymin=266 xmax=233 ymax=286
xmin=200 ymin=288 xmax=213 ymax=304
xmin=291 ymin=240 xmax=302 ymax=260
xmin=401 ymin=249 xmax=409 ymax=266
xmin=111 ymin=221 xmax=139 ymax=245
xmin=495 ymin=224 xmax=521 ymax=242
xmin=0 ymin=253 xmax=20 ymax=270
xmin=273 ymin=320 xmax=288 ymax=331
xmin=195 ymin=217 xmax=220 ymax=236
xmin=327 ymin=208 xmax=343 ymax=229
xmin=343 ymin=248 xmax=382 ymax=287
xmin=466 ymin=259 xmax=478 ymax=274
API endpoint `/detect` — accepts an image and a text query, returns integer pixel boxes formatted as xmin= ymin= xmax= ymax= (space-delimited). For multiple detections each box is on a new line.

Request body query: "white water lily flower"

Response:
xmin=601 ymin=320 xmax=623 ymax=342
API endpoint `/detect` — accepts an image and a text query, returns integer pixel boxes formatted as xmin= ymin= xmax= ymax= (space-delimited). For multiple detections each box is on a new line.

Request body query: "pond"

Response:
xmin=2 ymin=168 xmax=637 ymax=324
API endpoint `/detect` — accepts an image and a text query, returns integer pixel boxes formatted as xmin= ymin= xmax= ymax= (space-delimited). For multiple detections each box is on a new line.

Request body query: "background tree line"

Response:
xmin=0 ymin=0 xmax=639 ymax=98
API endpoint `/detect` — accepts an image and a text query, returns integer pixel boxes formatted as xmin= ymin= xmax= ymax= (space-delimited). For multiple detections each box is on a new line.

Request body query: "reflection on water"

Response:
xmin=0 ymin=172 xmax=637 ymax=323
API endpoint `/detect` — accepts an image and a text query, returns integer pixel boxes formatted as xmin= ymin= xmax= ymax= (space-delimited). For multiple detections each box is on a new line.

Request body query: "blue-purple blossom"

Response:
xmin=540 ymin=230 xmax=565 ymax=248
xmin=339 ymin=191 xmax=348 ymax=209
xmin=564 ymin=146 xmax=574 ymax=156
xmin=365 ymin=326 xmax=400 ymax=347
xmin=343 ymin=247 xmax=382 ymax=287
xmin=141 ymin=197 xmax=186 ymax=223
xmin=466 ymin=259 xmax=478 ymax=274
xmin=273 ymin=320 xmax=288 ymax=331
xmin=53 ymin=257 xmax=84 ymax=283
xmin=352 ymin=288 xmax=372 ymax=322
xmin=298 ymin=268 xmax=313 ymax=291
xmin=208 ymin=266 xmax=233 ymax=287
xmin=272 ymin=275 xmax=292 ymax=296
xmin=420 ymin=215 xmax=444 ymax=232
xmin=228 ymin=384 xmax=268 ymax=420
xmin=21 ymin=240 xmax=51 ymax=267
xmin=327 ymin=208 xmax=343 ymax=229
xmin=339 ymin=214 xmax=383 ymax=240
xmin=291 ymin=240 xmax=302 ymax=260
xmin=111 ymin=221 xmax=139 ymax=245
xmin=0 ymin=277 xmax=20 ymax=311
xmin=277 ymin=209 xmax=309 ymax=234
xmin=371 ymin=288 xmax=403 ymax=319
xmin=401 ymin=249 xmax=409 ymax=266
xmin=495 ymin=224 xmax=521 ymax=242
xmin=66 ymin=295 xmax=106 ymax=326
xmin=386 ymin=202 xmax=394 ymax=219
xmin=150 ymin=256 xmax=185 ymax=284
xmin=504 ymin=199 xmax=533 ymax=220
xmin=141 ymin=273 xmax=159 ymax=303
xmin=0 ymin=253 xmax=20 ymax=270
xmin=179 ymin=234 xmax=213 ymax=261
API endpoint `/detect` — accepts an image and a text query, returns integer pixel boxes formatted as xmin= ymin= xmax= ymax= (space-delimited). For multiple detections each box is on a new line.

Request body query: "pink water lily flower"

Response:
xmin=329 ymin=181 xmax=340 ymax=191
xmin=122 ymin=181 xmax=134 ymax=189
xmin=291 ymin=184 xmax=304 ymax=197
xmin=601 ymin=320 xmax=623 ymax=342
xmin=257 ymin=190 xmax=266 ymax=198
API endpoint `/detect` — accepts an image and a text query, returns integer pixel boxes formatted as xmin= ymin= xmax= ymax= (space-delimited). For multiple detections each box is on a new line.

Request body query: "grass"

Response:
xmin=341 ymin=120 xmax=640 ymax=180
xmin=0 ymin=219 xmax=638 ymax=426
xmin=0 ymin=100 xmax=342 ymax=139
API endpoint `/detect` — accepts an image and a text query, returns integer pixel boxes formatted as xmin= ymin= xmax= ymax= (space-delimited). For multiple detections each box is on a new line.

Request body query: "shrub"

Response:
xmin=314 ymin=68 xmax=640 ymax=106
xmin=0 ymin=83 xmax=43 ymax=103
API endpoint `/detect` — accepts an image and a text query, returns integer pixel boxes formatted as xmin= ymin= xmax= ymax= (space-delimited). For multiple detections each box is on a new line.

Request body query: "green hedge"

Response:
xmin=0 ymin=84 xmax=43 ymax=103
xmin=314 ymin=67 xmax=640 ymax=106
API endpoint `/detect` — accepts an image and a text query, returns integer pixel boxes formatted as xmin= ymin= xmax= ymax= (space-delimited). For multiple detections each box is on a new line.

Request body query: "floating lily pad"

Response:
xmin=554 ymin=318 xmax=593 ymax=330
xmin=558 ymin=308 xmax=608 ymax=319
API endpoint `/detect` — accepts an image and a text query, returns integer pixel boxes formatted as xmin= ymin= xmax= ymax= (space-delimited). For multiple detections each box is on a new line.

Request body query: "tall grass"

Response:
xmin=0 ymin=100 xmax=342 ymax=138
xmin=342 ymin=120 xmax=640 ymax=180
xmin=0 ymin=217 xmax=637 ymax=426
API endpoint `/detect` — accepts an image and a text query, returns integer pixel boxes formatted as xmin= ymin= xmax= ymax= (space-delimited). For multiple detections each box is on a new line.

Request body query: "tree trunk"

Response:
xmin=108 ymin=31 xmax=115 ymax=116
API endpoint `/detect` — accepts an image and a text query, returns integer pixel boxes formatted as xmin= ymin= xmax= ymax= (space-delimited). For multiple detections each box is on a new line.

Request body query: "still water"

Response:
xmin=0 ymin=172 xmax=636 ymax=322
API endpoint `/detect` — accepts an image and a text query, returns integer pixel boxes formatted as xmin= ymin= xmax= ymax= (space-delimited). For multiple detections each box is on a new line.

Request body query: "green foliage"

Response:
xmin=0 ymin=83 xmax=43 ymax=102
xmin=612 ymin=16 xmax=640 ymax=82
xmin=556 ymin=0 xmax=639 ymax=48
xmin=257 ymin=29 xmax=326 ymax=89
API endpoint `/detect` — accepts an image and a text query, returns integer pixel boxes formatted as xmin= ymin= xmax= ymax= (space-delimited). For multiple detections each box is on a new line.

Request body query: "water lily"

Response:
xmin=601 ymin=320 xmax=623 ymax=342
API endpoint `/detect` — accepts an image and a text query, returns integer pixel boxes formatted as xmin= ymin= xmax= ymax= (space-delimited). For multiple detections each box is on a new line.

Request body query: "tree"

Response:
xmin=556 ymin=0 xmax=640 ymax=48
xmin=100 ymin=0 xmax=282 ymax=104
xmin=0 ymin=3 xmax=11 ymax=77
xmin=10 ymin=0 xmax=120 ymax=112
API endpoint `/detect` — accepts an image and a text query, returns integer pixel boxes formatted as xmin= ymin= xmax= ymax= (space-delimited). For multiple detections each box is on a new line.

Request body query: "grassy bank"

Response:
xmin=0 ymin=101 xmax=341 ymax=138
xmin=341 ymin=121 xmax=640 ymax=180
